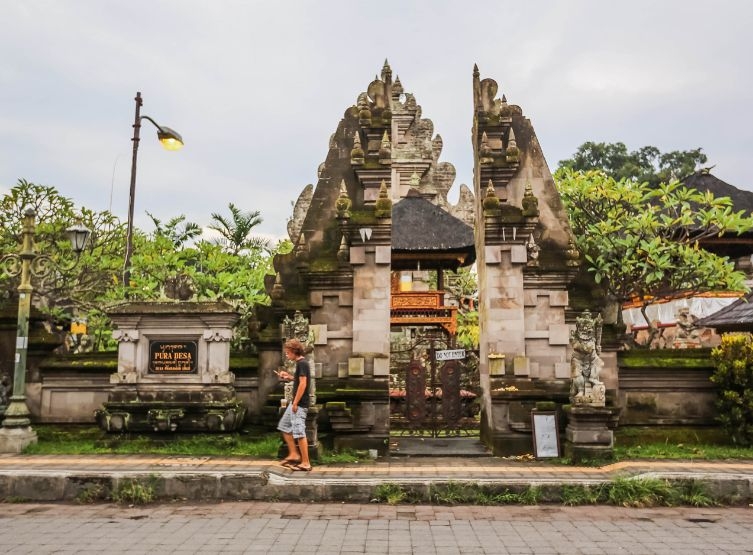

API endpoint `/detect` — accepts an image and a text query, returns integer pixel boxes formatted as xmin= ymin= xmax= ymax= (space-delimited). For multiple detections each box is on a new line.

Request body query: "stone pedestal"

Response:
xmin=95 ymin=301 xmax=246 ymax=433
xmin=564 ymin=405 xmax=620 ymax=463
xmin=0 ymin=426 xmax=37 ymax=453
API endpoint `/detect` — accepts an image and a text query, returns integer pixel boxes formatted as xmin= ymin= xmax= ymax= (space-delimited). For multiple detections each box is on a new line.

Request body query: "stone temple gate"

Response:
xmin=252 ymin=62 xmax=587 ymax=455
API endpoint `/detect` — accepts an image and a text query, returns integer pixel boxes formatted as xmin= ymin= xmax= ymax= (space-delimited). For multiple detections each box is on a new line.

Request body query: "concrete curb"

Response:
xmin=1 ymin=468 xmax=752 ymax=505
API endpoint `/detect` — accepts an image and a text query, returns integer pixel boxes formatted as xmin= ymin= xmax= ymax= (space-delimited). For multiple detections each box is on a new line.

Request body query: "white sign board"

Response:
xmin=532 ymin=412 xmax=560 ymax=458
xmin=435 ymin=349 xmax=465 ymax=361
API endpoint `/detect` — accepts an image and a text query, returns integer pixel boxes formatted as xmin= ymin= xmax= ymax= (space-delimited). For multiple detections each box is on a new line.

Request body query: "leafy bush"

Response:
xmin=710 ymin=333 xmax=753 ymax=445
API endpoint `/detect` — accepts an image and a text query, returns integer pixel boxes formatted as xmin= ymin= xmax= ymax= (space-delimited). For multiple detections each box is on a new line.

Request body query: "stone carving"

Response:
xmin=570 ymin=310 xmax=605 ymax=407
xmin=565 ymin=239 xmax=581 ymax=267
xmin=522 ymin=182 xmax=539 ymax=218
xmin=202 ymin=329 xmax=233 ymax=342
xmin=112 ymin=329 xmax=139 ymax=343
xmin=337 ymin=235 xmax=350 ymax=266
xmin=526 ymin=234 xmax=540 ymax=267
xmin=673 ymin=307 xmax=701 ymax=349
xmin=335 ymin=180 xmax=352 ymax=219
xmin=375 ymin=180 xmax=392 ymax=219
xmin=287 ymin=184 xmax=314 ymax=242
xmin=350 ymin=131 xmax=364 ymax=165
xmin=164 ymin=273 xmax=195 ymax=301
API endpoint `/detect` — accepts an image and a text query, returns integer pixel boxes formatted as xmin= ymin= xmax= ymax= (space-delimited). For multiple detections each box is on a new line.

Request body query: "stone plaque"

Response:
xmin=148 ymin=340 xmax=198 ymax=374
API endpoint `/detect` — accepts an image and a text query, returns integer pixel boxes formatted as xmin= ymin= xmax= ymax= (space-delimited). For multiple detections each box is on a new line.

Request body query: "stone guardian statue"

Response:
xmin=569 ymin=310 xmax=606 ymax=407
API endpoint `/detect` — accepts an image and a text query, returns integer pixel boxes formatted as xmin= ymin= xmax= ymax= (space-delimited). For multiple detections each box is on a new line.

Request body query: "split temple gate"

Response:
xmin=252 ymin=62 xmax=608 ymax=455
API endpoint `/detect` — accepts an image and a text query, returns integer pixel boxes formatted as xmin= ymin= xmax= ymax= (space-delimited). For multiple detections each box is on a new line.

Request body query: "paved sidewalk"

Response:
xmin=1 ymin=502 xmax=752 ymax=554
xmin=1 ymin=454 xmax=753 ymax=503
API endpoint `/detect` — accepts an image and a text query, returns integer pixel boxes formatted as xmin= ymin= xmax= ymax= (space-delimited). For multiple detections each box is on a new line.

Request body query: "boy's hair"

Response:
xmin=284 ymin=338 xmax=305 ymax=357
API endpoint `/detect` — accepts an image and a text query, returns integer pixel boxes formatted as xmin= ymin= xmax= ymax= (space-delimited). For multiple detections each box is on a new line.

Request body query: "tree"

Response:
xmin=0 ymin=179 xmax=124 ymax=314
xmin=124 ymin=235 xmax=288 ymax=350
xmin=558 ymin=142 xmax=708 ymax=186
xmin=146 ymin=211 xmax=202 ymax=248
xmin=208 ymin=203 xmax=268 ymax=256
xmin=446 ymin=267 xmax=479 ymax=350
xmin=1 ymin=180 xmax=289 ymax=352
xmin=556 ymin=169 xmax=753 ymax=329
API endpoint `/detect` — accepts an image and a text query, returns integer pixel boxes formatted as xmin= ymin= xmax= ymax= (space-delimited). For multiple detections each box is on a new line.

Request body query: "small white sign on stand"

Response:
xmin=531 ymin=411 xmax=560 ymax=458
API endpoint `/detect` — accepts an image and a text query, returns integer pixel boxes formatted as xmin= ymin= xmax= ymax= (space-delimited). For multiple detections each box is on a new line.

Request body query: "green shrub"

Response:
xmin=111 ymin=477 xmax=157 ymax=505
xmin=710 ymin=333 xmax=753 ymax=445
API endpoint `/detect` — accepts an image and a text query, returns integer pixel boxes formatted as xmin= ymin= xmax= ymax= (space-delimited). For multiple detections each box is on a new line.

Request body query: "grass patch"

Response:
xmin=372 ymin=479 xmax=714 ymax=507
xmin=374 ymin=483 xmax=407 ymax=505
xmin=317 ymin=448 xmax=373 ymax=465
xmin=373 ymin=482 xmax=544 ymax=506
xmin=23 ymin=425 xmax=280 ymax=457
xmin=112 ymin=476 xmax=157 ymax=505
xmin=613 ymin=442 xmax=753 ymax=461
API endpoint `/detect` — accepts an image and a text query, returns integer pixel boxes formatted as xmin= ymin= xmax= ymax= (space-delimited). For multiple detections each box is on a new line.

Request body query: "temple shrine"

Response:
xmin=251 ymin=61 xmax=589 ymax=455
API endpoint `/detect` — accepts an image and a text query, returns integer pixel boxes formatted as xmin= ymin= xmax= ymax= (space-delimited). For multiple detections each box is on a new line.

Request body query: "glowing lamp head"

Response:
xmin=157 ymin=126 xmax=184 ymax=150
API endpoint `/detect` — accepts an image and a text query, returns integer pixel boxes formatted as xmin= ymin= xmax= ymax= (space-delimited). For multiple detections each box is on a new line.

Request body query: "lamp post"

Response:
xmin=123 ymin=91 xmax=184 ymax=288
xmin=0 ymin=208 xmax=90 ymax=453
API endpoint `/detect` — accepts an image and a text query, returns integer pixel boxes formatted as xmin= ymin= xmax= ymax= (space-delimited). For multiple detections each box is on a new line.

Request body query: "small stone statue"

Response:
xmin=673 ymin=307 xmax=701 ymax=349
xmin=164 ymin=273 xmax=195 ymax=301
xmin=570 ymin=310 xmax=606 ymax=407
xmin=526 ymin=234 xmax=540 ymax=267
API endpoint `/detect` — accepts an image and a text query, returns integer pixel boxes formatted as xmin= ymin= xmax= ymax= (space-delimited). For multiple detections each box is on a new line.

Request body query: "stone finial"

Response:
xmin=357 ymin=92 xmax=372 ymax=126
xmin=409 ymin=172 xmax=421 ymax=188
xmin=479 ymin=131 xmax=493 ymax=165
xmin=379 ymin=131 xmax=391 ymax=161
xmin=335 ymin=180 xmax=352 ymax=219
xmin=505 ymin=128 xmax=519 ymax=163
xmin=473 ymin=63 xmax=479 ymax=79
xmin=350 ymin=131 xmax=364 ymax=165
xmin=381 ymin=59 xmax=392 ymax=82
xmin=247 ymin=311 xmax=261 ymax=340
xmin=482 ymin=180 xmax=501 ymax=215
xmin=393 ymin=75 xmax=403 ymax=96
xmin=522 ymin=181 xmax=539 ymax=217
xmin=565 ymin=239 xmax=581 ymax=267
xmin=500 ymin=94 xmax=511 ymax=117
xmin=375 ymin=180 xmax=392 ymax=219
xmin=570 ymin=310 xmax=605 ymax=407
xmin=337 ymin=235 xmax=350 ymax=266
xmin=270 ymin=272 xmax=285 ymax=304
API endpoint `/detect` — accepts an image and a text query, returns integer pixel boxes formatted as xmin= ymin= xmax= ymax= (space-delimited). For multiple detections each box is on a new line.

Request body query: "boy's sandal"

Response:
xmin=290 ymin=464 xmax=312 ymax=472
xmin=280 ymin=458 xmax=301 ymax=467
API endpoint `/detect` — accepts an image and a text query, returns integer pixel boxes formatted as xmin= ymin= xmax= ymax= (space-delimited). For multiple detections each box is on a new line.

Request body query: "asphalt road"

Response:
xmin=0 ymin=502 xmax=751 ymax=554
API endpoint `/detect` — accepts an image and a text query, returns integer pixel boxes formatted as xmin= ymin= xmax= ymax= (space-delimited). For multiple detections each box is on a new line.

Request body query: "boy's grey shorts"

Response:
xmin=277 ymin=405 xmax=308 ymax=439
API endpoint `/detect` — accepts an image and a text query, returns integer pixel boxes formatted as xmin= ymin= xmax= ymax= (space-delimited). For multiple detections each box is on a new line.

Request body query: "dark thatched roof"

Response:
xmin=682 ymin=170 xmax=753 ymax=213
xmin=682 ymin=170 xmax=753 ymax=259
xmin=696 ymin=292 xmax=753 ymax=331
xmin=391 ymin=190 xmax=475 ymax=271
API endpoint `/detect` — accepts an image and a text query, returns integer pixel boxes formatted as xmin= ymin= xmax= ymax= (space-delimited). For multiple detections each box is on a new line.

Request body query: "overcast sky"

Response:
xmin=1 ymin=1 xmax=751 ymax=241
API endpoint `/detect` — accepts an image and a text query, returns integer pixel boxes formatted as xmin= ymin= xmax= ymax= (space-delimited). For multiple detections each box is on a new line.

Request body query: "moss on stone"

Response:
xmin=619 ymin=349 xmax=713 ymax=368
xmin=498 ymin=205 xmax=524 ymax=223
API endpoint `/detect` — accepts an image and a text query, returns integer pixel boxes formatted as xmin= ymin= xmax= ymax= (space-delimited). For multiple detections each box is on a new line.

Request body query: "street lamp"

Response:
xmin=0 ymin=208 xmax=90 ymax=453
xmin=123 ymin=91 xmax=183 ymax=288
